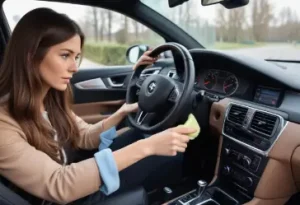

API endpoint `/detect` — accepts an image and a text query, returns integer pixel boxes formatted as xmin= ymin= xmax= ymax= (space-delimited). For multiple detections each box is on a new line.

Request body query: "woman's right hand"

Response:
xmin=143 ymin=126 xmax=196 ymax=156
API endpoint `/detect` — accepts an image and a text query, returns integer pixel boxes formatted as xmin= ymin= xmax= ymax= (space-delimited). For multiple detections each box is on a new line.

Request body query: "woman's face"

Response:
xmin=39 ymin=34 xmax=81 ymax=91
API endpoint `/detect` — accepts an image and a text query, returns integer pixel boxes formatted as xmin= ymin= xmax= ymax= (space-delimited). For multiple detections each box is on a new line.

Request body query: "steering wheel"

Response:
xmin=126 ymin=43 xmax=195 ymax=133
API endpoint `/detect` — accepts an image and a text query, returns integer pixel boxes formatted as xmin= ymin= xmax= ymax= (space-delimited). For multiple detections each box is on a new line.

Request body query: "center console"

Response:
xmin=166 ymin=102 xmax=287 ymax=205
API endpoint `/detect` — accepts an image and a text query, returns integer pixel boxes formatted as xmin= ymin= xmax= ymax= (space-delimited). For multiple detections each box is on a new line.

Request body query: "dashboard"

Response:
xmin=188 ymin=50 xmax=290 ymax=108
xmin=157 ymin=48 xmax=300 ymax=204
xmin=157 ymin=49 xmax=300 ymax=122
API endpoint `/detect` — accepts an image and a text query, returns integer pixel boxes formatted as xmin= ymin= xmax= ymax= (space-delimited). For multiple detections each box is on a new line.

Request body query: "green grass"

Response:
xmin=211 ymin=42 xmax=265 ymax=50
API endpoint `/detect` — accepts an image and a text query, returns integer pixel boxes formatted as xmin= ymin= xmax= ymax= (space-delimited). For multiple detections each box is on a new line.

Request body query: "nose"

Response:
xmin=68 ymin=59 xmax=79 ymax=73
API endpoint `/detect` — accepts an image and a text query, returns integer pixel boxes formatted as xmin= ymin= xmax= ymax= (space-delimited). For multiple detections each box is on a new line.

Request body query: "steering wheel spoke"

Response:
xmin=135 ymin=76 xmax=146 ymax=88
xmin=135 ymin=109 xmax=156 ymax=126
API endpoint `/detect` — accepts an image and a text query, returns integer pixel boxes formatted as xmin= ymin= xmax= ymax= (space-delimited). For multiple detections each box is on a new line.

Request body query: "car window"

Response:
xmin=3 ymin=0 xmax=165 ymax=69
xmin=143 ymin=0 xmax=300 ymax=62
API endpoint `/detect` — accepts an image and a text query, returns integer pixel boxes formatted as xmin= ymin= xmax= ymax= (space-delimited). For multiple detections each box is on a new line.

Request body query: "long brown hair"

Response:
xmin=0 ymin=8 xmax=84 ymax=163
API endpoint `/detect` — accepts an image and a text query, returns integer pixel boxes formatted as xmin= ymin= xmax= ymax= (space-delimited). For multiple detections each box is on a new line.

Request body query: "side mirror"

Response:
xmin=126 ymin=44 xmax=149 ymax=64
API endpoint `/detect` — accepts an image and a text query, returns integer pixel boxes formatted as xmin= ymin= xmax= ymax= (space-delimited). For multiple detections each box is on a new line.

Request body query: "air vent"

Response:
xmin=228 ymin=105 xmax=248 ymax=126
xmin=250 ymin=111 xmax=278 ymax=137
xmin=167 ymin=70 xmax=176 ymax=78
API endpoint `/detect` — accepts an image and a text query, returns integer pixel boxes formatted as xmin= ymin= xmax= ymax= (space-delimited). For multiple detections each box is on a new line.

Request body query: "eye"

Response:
xmin=75 ymin=55 xmax=81 ymax=63
xmin=61 ymin=53 xmax=70 ymax=59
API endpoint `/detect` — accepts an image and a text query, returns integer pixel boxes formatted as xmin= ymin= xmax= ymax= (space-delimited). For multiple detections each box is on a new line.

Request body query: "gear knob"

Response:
xmin=197 ymin=180 xmax=207 ymax=198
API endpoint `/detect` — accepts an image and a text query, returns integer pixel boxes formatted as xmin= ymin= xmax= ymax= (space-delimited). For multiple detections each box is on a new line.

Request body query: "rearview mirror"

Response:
xmin=201 ymin=0 xmax=226 ymax=6
xmin=202 ymin=0 xmax=249 ymax=8
xmin=126 ymin=44 xmax=149 ymax=64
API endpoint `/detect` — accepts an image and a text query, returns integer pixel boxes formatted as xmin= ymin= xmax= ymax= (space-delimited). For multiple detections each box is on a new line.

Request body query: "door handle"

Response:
xmin=107 ymin=76 xmax=126 ymax=88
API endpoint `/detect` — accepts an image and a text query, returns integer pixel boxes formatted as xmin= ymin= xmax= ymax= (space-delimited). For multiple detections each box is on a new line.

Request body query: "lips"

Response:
xmin=62 ymin=77 xmax=72 ymax=84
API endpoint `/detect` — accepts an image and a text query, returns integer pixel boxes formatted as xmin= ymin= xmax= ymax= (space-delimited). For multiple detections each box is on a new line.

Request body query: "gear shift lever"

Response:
xmin=188 ymin=180 xmax=208 ymax=205
xmin=197 ymin=180 xmax=207 ymax=199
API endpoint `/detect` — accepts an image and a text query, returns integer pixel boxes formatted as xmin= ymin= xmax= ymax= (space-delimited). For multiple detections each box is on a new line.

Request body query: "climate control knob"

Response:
xmin=223 ymin=166 xmax=231 ymax=176
xmin=244 ymin=177 xmax=253 ymax=187
xmin=243 ymin=157 xmax=252 ymax=168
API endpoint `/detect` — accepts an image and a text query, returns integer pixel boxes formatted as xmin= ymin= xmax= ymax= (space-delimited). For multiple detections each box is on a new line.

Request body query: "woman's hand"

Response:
xmin=132 ymin=49 xmax=159 ymax=70
xmin=142 ymin=126 xmax=196 ymax=156
xmin=117 ymin=102 xmax=139 ymax=116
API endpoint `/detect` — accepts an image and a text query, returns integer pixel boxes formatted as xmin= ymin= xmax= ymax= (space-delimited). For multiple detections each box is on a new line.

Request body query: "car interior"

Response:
xmin=0 ymin=0 xmax=300 ymax=205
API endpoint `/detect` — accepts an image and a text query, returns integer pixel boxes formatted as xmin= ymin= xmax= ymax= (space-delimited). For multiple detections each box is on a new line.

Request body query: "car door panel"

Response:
xmin=72 ymin=100 xmax=124 ymax=124
xmin=71 ymin=66 xmax=133 ymax=124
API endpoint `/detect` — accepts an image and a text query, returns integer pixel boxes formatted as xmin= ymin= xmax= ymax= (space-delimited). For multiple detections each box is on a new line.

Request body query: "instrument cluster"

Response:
xmin=195 ymin=69 xmax=248 ymax=96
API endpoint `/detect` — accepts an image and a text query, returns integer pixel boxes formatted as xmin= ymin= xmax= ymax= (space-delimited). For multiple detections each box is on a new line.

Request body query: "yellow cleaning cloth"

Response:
xmin=182 ymin=113 xmax=201 ymax=140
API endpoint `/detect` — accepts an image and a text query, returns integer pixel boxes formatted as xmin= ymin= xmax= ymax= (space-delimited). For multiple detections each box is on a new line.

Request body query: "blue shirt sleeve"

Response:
xmin=94 ymin=148 xmax=120 ymax=195
xmin=98 ymin=126 xmax=117 ymax=151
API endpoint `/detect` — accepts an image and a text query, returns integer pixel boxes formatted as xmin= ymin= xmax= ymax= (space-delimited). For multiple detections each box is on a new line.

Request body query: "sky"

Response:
xmin=3 ymin=0 xmax=300 ymax=30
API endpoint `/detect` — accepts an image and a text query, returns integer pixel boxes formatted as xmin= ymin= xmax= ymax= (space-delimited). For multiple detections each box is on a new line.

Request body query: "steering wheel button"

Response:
xmin=168 ymin=89 xmax=178 ymax=102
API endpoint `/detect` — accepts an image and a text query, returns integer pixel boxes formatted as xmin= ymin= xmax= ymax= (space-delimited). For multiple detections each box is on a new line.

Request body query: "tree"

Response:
xmin=251 ymin=0 xmax=273 ymax=42
xmin=215 ymin=6 xmax=246 ymax=42
xmin=124 ymin=16 xmax=128 ymax=42
xmin=115 ymin=16 xmax=129 ymax=44
xmin=107 ymin=10 xmax=113 ymax=42
xmin=215 ymin=7 xmax=228 ymax=41
xmin=92 ymin=8 xmax=99 ymax=42
xmin=228 ymin=7 xmax=246 ymax=42
xmin=99 ymin=9 xmax=106 ymax=41
xmin=132 ymin=19 xmax=140 ymax=39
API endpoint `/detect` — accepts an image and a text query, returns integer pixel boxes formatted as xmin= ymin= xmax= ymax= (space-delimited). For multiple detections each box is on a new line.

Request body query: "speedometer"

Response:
xmin=223 ymin=75 xmax=239 ymax=96
xmin=203 ymin=71 xmax=217 ymax=89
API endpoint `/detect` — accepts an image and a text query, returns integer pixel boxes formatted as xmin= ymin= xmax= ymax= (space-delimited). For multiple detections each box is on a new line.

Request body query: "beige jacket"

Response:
xmin=0 ymin=104 xmax=105 ymax=204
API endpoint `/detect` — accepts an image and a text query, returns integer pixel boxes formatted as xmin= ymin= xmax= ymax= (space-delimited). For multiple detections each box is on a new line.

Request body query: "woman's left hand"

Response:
xmin=118 ymin=102 xmax=139 ymax=116
xmin=132 ymin=49 xmax=159 ymax=70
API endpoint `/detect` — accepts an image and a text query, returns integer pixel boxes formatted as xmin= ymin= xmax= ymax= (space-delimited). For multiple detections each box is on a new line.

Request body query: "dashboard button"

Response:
xmin=225 ymin=148 xmax=231 ymax=156
xmin=250 ymin=156 xmax=261 ymax=171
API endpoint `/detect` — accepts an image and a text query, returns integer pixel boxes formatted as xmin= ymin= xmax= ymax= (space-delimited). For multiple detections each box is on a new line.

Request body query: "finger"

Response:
xmin=133 ymin=60 xmax=155 ymax=70
xmin=132 ymin=103 xmax=139 ymax=111
xmin=171 ymin=125 xmax=196 ymax=134
xmin=172 ymin=132 xmax=189 ymax=143
xmin=143 ymin=50 xmax=153 ymax=56
xmin=176 ymin=141 xmax=188 ymax=149
xmin=171 ymin=150 xmax=177 ymax=156
xmin=137 ymin=61 xmax=156 ymax=66
xmin=173 ymin=145 xmax=186 ymax=153
xmin=140 ymin=55 xmax=156 ymax=62
xmin=129 ymin=103 xmax=138 ymax=108
xmin=178 ymin=134 xmax=190 ymax=143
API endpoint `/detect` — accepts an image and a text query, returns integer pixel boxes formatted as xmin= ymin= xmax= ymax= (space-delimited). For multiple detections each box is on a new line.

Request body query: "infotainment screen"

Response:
xmin=254 ymin=86 xmax=281 ymax=106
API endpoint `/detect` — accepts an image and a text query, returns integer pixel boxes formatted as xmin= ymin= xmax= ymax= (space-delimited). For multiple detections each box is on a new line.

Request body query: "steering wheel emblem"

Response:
xmin=148 ymin=82 xmax=156 ymax=93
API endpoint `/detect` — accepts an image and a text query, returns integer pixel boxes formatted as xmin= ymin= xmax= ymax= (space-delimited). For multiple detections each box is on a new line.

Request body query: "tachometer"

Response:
xmin=203 ymin=71 xmax=217 ymax=89
xmin=223 ymin=75 xmax=239 ymax=95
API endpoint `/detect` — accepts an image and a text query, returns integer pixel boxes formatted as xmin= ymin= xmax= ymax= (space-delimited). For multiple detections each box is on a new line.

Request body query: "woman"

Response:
xmin=0 ymin=8 xmax=195 ymax=205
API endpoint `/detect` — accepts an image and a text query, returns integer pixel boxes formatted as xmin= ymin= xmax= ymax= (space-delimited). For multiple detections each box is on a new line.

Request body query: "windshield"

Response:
xmin=142 ymin=0 xmax=300 ymax=61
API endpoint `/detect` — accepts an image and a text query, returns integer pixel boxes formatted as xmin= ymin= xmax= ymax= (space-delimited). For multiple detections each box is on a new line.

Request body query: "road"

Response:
xmin=79 ymin=58 xmax=103 ymax=69
xmin=220 ymin=44 xmax=300 ymax=60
